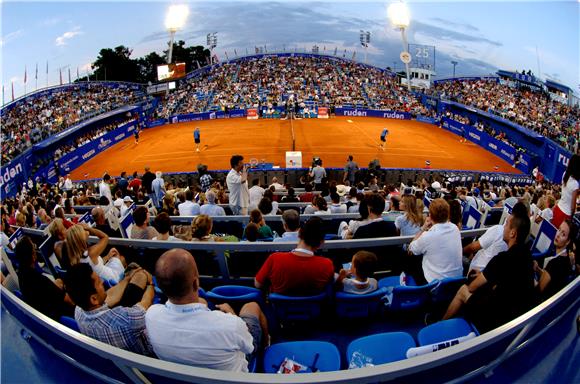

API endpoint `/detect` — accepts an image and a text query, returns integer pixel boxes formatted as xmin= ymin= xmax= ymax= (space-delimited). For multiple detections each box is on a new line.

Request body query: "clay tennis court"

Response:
xmin=70 ymin=117 xmax=521 ymax=180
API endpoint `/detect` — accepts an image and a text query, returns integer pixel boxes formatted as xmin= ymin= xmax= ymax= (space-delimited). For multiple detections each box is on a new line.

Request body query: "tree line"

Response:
xmin=86 ymin=41 xmax=211 ymax=84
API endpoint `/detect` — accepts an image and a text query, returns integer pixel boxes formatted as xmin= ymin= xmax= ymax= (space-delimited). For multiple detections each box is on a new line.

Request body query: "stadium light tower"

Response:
xmin=387 ymin=1 xmax=412 ymax=92
xmin=451 ymin=60 xmax=458 ymax=78
xmin=165 ymin=4 xmax=189 ymax=64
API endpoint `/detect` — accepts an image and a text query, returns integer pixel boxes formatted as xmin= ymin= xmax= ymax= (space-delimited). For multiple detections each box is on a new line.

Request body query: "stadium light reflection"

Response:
xmin=165 ymin=4 xmax=189 ymax=64
xmin=388 ymin=1 xmax=412 ymax=92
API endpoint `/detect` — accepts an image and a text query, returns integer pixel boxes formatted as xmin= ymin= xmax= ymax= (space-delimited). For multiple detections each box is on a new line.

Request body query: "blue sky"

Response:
xmin=1 ymin=1 xmax=578 ymax=102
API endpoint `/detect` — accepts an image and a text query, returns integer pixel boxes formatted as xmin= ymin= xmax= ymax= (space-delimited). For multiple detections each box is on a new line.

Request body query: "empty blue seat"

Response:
xmin=347 ymin=332 xmax=416 ymax=367
xmin=263 ymin=341 xmax=341 ymax=373
xmin=379 ymin=276 xmax=438 ymax=312
xmin=205 ymin=285 xmax=262 ymax=308
xmin=269 ymin=291 xmax=327 ymax=322
xmin=418 ymin=318 xmax=478 ymax=346
xmin=530 ymin=219 xmax=557 ymax=259
xmin=335 ymin=287 xmax=388 ymax=318
xmin=60 ymin=316 xmax=80 ymax=332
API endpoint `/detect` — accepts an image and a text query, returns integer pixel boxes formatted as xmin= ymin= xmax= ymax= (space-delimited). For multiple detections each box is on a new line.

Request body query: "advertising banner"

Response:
xmin=56 ymin=122 xmax=137 ymax=175
xmin=0 ymin=151 xmax=33 ymax=199
xmin=247 ymin=108 xmax=258 ymax=120
xmin=335 ymin=108 xmax=412 ymax=120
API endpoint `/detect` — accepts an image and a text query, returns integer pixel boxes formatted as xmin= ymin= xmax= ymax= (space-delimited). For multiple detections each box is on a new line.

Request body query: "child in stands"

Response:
xmin=336 ymin=251 xmax=378 ymax=294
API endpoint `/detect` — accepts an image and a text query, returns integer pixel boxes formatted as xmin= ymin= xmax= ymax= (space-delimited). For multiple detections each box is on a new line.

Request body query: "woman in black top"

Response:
xmin=534 ymin=219 xmax=577 ymax=300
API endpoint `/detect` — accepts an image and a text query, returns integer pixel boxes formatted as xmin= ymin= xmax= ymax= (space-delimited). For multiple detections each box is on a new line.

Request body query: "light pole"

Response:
xmin=165 ymin=4 xmax=189 ymax=65
xmin=206 ymin=33 xmax=217 ymax=65
xmin=360 ymin=30 xmax=370 ymax=64
xmin=388 ymin=1 xmax=412 ymax=92
xmin=451 ymin=60 xmax=458 ymax=78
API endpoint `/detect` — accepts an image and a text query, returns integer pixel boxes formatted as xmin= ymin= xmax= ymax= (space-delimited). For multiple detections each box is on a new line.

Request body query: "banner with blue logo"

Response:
xmin=441 ymin=117 xmax=531 ymax=174
xmin=0 ymin=151 xmax=33 ymax=199
xmin=170 ymin=109 xmax=247 ymax=123
xmin=56 ymin=122 xmax=137 ymax=175
xmin=416 ymin=115 xmax=439 ymax=125
xmin=335 ymin=108 xmax=412 ymax=120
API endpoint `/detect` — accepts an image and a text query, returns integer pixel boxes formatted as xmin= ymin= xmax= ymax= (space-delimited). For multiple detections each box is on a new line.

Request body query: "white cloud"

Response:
xmin=0 ymin=29 xmax=24 ymax=46
xmin=55 ymin=26 xmax=82 ymax=46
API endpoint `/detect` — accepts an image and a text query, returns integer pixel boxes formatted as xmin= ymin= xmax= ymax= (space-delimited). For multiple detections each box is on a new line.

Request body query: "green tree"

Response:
xmin=92 ymin=46 xmax=140 ymax=82
xmin=137 ymin=51 xmax=167 ymax=83
xmin=163 ymin=40 xmax=211 ymax=73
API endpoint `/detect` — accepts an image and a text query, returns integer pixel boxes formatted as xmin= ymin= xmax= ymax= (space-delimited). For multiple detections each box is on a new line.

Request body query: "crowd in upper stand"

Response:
xmin=1 ymin=83 xmax=144 ymax=163
xmin=2 ymin=154 xmax=579 ymax=373
xmin=432 ymin=78 xmax=579 ymax=152
xmin=2 ymin=56 xmax=579 ymax=168
xmin=157 ymin=55 xmax=430 ymax=118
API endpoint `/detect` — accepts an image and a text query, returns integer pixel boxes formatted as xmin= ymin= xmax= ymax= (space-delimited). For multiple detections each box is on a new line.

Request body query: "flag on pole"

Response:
xmin=35 ymin=63 xmax=38 ymax=80
xmin=59 ymin=68 xmax=62 ymax=85
xmin=196 ymin=60 xmax=201 ymax=69
xmin=343 ymin=49 xmax=346 ymax=58
xmin=245 ymin=47 xmax=248 ymax=55
xmin=77 ymin=66 xmax=79 ymax=81
xmin=68 ymin=68 xmax=71 ymax=83
xmin=352 ymin=51 xmax=356 ymax=60
xmin=234 ymin=49 xmax=237 ymax=57
xmin=2 ymin=85 xmax=4 ymax=105
xmin=323 ymin=46 xmax=326 ymax=52
xmin=24 ymin=66 xmax=27 ymax=84
xmin=333 ymin=47 xmax=337 ymax=56
xmin=225 ymin=51 xmax=228 ymax=60
xmin=11 ymin=82 xmax=15 ymax=101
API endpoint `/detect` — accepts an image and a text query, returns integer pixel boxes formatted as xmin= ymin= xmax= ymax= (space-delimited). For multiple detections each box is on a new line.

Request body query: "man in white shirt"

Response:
xmin=409 ymin=198 xmax=463 ymax=284
xmin=269 ymin=177 xmax=284 ymax=190
xmin=248 ymin=179 xmax=265 ymax=211
xmin=200 ymin=190 xmax=226 ymax=216
xmin=63 ymin=174 xmax=73 ymax=192
xmin=226 ymin=155 xmax=250 ymax=215
xmin=273 ymin=209 xmax=300 ymax=243
xmin=464 ymin=224 xmax=507 ymax=273
xmin=99 ymin=174 xmax=113 ymax=203
xmin=145 ymin=249 xmax=268 ymax=372
xmin=178 ymin=189 xmax=200 ymax=216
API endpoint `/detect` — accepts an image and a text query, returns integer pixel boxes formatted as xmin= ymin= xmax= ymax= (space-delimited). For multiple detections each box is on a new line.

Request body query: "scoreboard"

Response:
xmin=408 ymin=44 xmax=436 ymax=71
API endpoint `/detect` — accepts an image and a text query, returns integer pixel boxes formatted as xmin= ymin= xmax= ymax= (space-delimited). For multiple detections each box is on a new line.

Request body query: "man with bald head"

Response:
xmin=145 ymin=249 xmax=268 ymax=372
xmin=91 ymin=206 xmax=121 ymax=237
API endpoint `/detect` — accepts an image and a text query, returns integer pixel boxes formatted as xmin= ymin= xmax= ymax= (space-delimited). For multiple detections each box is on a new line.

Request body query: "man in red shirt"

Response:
xmin=255 ymin=217 xmax=333 ymax=296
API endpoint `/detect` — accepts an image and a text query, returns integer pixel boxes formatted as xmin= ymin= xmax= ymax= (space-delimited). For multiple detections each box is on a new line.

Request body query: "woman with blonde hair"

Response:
xmin=395 ymin=194 xmax=424 ymax=236
xmin=65 ymin=223 xmax=125 ymax=283
xmin=47 ymin=218 xmax=68 ymax=266
xmin=191 ymin=214 xmax=218 ymax=241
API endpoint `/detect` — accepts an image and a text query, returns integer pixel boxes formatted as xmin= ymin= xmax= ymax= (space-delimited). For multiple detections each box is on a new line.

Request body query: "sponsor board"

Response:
xmin=247 ymin=108 xmax=258 ymax=120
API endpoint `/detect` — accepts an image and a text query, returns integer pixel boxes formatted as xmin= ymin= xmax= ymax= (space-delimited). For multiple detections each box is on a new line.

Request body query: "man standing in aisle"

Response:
xmin=226 ymin=155 xmax=250 ymax=215
xmin=343 ymin=155 xmax=359 ymax=185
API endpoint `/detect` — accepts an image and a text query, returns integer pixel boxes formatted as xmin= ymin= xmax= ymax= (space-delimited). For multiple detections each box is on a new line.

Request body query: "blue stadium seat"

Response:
xmin=530 ymin=219 xmax=557 ymax=260
xmin=417 ymin=318 xmax=478 ymax=346
xmin=334 ymin=287 xmax=388 ymax=318
xmin=378 ymin=276 xmax=438 ymax=312
xmin=205 ymin=285 xmax=263 ymax=308
xmin=263 ymin=341 xmax=341 ymax=373
xmin=431 ymin=276 xmax=467 ymax=307
xmin=347 ymin=332 xmax=416 ymax=367
xmin=59 ymin=316 xmax=80 ymax=332
xmin=268 ymin=291 xmax=328 ymax=322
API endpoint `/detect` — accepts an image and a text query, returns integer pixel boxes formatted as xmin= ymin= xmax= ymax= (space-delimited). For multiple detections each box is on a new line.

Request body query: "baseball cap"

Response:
xmin=123 ymin=196 xmax=134 ymax=203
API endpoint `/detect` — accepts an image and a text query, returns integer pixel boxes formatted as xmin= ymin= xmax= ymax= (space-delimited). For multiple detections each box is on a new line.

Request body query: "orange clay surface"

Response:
xmin=70 ymin=117 xmax=521 ymax=180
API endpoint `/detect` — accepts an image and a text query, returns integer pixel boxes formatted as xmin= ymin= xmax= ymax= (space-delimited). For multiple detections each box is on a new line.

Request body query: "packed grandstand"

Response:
xmin=1 ymin=52 xmax=579 ymax=380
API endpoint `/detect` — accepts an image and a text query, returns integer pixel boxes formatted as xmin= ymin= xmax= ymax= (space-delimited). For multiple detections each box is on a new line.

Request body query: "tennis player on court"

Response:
xmin=194 ymin=127 xmax=201 ymax=152
xmin=380 ymin=128 xmax=389 ymax=150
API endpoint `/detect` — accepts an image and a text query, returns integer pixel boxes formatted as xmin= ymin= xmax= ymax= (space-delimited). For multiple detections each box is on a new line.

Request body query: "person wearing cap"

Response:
xmin=121 ymin=196 xmax=134 ymax=218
